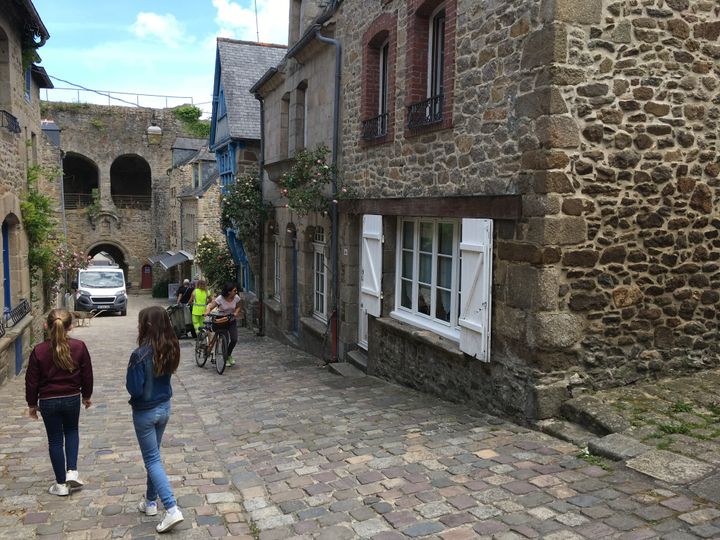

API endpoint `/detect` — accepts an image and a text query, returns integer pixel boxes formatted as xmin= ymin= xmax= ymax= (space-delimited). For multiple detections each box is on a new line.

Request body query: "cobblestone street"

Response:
xmin=1 ymin=296 xmax=719 ymax=539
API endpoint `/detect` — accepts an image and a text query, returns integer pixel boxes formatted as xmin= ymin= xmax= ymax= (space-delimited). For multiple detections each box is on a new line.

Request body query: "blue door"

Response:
xmin=14 ymin=335 xmax=22 ymax=375
xmin=2 ymin=221 xmax=10 ymax=313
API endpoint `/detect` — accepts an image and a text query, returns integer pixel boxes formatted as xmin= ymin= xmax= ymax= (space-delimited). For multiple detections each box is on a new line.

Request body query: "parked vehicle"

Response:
xmin=72 ymin=264 xmax=128 ymax=316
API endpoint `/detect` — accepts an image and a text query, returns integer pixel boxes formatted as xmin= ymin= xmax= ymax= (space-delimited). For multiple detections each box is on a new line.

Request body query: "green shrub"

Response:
xmin=152 ymin=280 xmax=169 ymax=298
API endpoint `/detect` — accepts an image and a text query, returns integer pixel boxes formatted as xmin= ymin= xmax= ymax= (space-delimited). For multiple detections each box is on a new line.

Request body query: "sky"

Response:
xmin=33 ymin=0 xmax=289 ymax=116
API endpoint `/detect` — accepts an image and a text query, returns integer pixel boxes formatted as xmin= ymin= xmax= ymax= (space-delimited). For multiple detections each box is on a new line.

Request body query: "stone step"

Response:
xmin=560 ymin=394 xmax=631 ymax=437
xmin=347 ymin=349 xmax=368 ymax=373
xmin=327 ymin=361 xmax=366 ymax=378
xmin=537 ymin=419 xmax=599 ymax=449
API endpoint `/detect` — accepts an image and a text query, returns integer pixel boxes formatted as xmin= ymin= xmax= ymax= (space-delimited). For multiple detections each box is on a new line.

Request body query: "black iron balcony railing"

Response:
xmin=361 ymin=113 xmax=389 ymax=141
xmin=0 ymin=319 xmax=5 ymax=338
xmin=0 ymin=110 xmax=21 ymax=134
xmin=407 ymin=94 xmax=444 ymax=130
xmin=6 ymin=298 xmax=31 ymax=327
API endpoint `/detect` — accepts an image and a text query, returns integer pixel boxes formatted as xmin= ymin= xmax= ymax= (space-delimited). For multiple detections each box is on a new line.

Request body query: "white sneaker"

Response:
xmin=65 ymin=470 xmax=84 ymax=489
xmin=49 ymin=483 xmax=69 ymax=496
xmin=156 ymin=506 xmax=183 ymax=533
xmin=138 ymin=499 xmax=158 ymax=516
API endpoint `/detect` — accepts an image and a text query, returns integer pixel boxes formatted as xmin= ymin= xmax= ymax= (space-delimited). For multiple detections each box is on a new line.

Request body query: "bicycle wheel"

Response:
xmin=195 ymin=329 xmax=208 ymax=367
xmin=215 ymin=332 xmax=227 ymax=374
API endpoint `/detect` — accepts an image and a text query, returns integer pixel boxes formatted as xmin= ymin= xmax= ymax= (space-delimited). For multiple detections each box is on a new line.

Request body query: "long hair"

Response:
xmin=196 ymin=279 xmax=207 ymax=291
xmin=137 ymin=306 xmax=180 ymax=376
xmin=47 ymin=309 xmax=75 ymax=372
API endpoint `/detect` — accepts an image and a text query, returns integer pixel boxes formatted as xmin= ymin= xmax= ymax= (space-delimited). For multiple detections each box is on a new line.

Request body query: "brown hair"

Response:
xmin=137 ymin=306 xmax=180 ymax=376
xmin=47 ymin=309 xmax=75 ymax=372
xmin=196 ymin=279 xmax=206 ymax=290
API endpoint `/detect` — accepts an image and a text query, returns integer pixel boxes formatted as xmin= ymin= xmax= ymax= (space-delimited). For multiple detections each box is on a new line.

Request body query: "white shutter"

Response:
xmin=360 ymin=214 xmax=383 ymax=317
xmin=458 ymin=218 xmax=493 ymax=361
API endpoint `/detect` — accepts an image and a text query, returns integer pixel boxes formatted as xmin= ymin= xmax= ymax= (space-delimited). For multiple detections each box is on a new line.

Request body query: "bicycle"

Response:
xmin=194 ymin=314 xmax=233 ymax=375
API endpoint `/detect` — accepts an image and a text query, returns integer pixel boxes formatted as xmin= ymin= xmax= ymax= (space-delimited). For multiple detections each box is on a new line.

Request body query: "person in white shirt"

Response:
xmin=204 ymin=283 xmax=243 ymax=366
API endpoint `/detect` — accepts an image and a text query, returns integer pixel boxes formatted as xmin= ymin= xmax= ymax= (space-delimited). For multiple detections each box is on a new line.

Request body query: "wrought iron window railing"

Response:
xmin=407 ymin=94 xmax=444 ymax=130
xmin=6 ymin=298 xmax=31 ymax=327
xmin=0 ymin=319 xmax=5 ymax=338
xmin=0 ymin=110 xmax=21 ymax=134
xmin=361 ymin=113 xmax=389 ymax=141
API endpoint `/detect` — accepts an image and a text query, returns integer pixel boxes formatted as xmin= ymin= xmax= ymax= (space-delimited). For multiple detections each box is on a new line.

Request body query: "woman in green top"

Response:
xmin=189 ymin=279 xmax=209 ymax=331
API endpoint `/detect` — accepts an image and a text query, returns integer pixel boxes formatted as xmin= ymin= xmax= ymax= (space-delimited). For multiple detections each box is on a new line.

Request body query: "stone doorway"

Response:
xmin=88 ymin=244 xmax=129 ymax=285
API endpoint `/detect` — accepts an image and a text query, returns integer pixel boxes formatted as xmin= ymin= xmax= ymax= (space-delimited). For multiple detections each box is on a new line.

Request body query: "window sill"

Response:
xmin=378 ymin=315 xmax=464 ymax=359
xmin=300 ymin=316 xmax=327 ymax=338
xmin=389 ymin=309 xmax=459 ymax=343
xmin=264 ymin=297 xmax=281 ymax=314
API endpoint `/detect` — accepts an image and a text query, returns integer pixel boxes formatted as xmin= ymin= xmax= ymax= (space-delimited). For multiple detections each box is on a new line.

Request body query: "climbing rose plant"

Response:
xmin=277 ymin=146 xmax=336 ymax=216
xmin=195 ymin=236 xmax=236 ymax=290
xmin=221 ymin=173 xmax=270 ymax=263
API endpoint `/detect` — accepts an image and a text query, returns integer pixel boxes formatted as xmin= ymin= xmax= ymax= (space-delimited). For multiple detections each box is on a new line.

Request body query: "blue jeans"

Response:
xmin=39 ymin=394 xmax=81 ymax=484
xmin=132 ymin=401 xmax=176 ymax=510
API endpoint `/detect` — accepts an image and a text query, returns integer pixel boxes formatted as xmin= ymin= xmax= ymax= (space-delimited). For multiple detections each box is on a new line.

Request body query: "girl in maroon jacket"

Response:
xmin=26 ymin=309 xmax=93 ymax=496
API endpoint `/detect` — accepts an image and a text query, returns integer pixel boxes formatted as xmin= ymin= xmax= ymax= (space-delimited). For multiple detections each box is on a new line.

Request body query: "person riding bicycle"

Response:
xmin=189 ymin=279 xmax=210 ymax=332
xmin=204 ymin=283 xmax=243 ymax=367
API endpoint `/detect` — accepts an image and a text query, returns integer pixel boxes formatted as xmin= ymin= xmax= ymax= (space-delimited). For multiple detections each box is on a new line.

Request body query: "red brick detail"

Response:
xmin=405 ymin=0 xmax=456 ymax=135
xmin=361 ymin=13 xmax=398 ymax=146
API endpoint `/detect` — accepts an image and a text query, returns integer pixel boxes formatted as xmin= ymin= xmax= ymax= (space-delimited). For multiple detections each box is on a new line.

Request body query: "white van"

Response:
xmin=73 ymin=265 xmax=128 ymax=316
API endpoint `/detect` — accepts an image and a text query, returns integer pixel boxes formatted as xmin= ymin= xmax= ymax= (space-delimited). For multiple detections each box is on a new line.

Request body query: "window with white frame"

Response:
xmin=312 ymin=227 xmax=327 ymax=321
xmin=428 ymin=5 xmax=446 ymax=100
xmin=394 ymin=217 xmax=460 ymax=338
xmin=273 ymin=235 xmax=281 ymax=301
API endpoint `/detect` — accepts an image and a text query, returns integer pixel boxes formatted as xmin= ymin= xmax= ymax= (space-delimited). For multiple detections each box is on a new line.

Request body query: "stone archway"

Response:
xmin=86 ymin=242 xmax=130 ymax=282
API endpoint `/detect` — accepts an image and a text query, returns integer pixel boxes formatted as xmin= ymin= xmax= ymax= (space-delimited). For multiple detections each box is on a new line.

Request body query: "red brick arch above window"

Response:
xmin=405 ymin=0 xmax=456 ymax=135
xmin=360 ymin=13 xmax=398 ymax=147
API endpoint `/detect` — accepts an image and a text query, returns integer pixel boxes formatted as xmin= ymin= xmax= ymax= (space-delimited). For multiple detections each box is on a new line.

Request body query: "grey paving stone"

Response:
xmin=626 ymin=450 xmax=714 ymax=485
xmin=402 ymin=520 xmax=444 ymax=537
xmin=690 ymin=472 xmax=720 ymax=504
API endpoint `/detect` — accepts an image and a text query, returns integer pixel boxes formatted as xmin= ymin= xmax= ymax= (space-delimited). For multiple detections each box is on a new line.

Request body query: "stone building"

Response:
xmin=209 ymin=38 xmax=286 ymax=292
xmin=250 ymin=2 xmax=340 ymax=357
xmin=43 ymin=103 xmax=187 ymax=291
xmin=166 ymin=137 xmax=222 ymax=282
xmin=331 ymin=0 xmax=719 ymax=421
xmin=0 ymin=0 xmax=52 ymax=384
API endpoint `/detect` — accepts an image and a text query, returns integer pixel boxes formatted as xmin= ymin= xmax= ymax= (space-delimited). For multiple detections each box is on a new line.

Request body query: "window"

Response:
xmin=280 ymin=92 xmax=290 ymax=159
xmin=192 ymin=163 xmax=199 ymax=188
xmin=273 ymin=235 xmax=281 ymax=301
xmin=24 ymin=68 xmax=31 ymax=102
xmin=428 ymin=6 xmax=445 ymax=102
xmin=294 ymin=82 xmax=307 ymax=152
xmin=313 ymin=227 xmax=327 ymax=321
xmin=405 ymin=0 xmax=456 ymax=132
xmin=394 ymin=217 xmax=461 ymax=339
xmin=361 ymin=14 xmax=397 ymax=143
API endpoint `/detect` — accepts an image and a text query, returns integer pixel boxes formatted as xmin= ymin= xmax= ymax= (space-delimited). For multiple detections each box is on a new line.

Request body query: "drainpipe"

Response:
xmin=254 ymin=93 xmax=266 ymax=336
xmin=314 ymin=29 xmax=341 ymax=363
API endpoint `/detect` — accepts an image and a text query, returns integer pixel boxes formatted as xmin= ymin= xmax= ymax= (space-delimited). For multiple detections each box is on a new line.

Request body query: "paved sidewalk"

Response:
xmin=0 ymin=295 xmax=719 ymax=538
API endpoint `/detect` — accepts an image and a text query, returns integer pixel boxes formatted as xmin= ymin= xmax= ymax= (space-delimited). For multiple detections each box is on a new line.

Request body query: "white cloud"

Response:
xmin=212 ymin=0 xmax=288 ymax=44
xmin=131 ymin=12 xmax=188 ymax=48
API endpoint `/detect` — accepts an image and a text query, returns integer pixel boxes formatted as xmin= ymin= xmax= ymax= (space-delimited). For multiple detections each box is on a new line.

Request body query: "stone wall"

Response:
xmin=258 ymin=25 xmax=338 ymax=356
xmin=336 ymin=0 xmax=719 ymax=419
xmin=42 ymin=104 xmax=187 ymax=286
xmin=530 ymin=0 xmax=720 ymax=387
